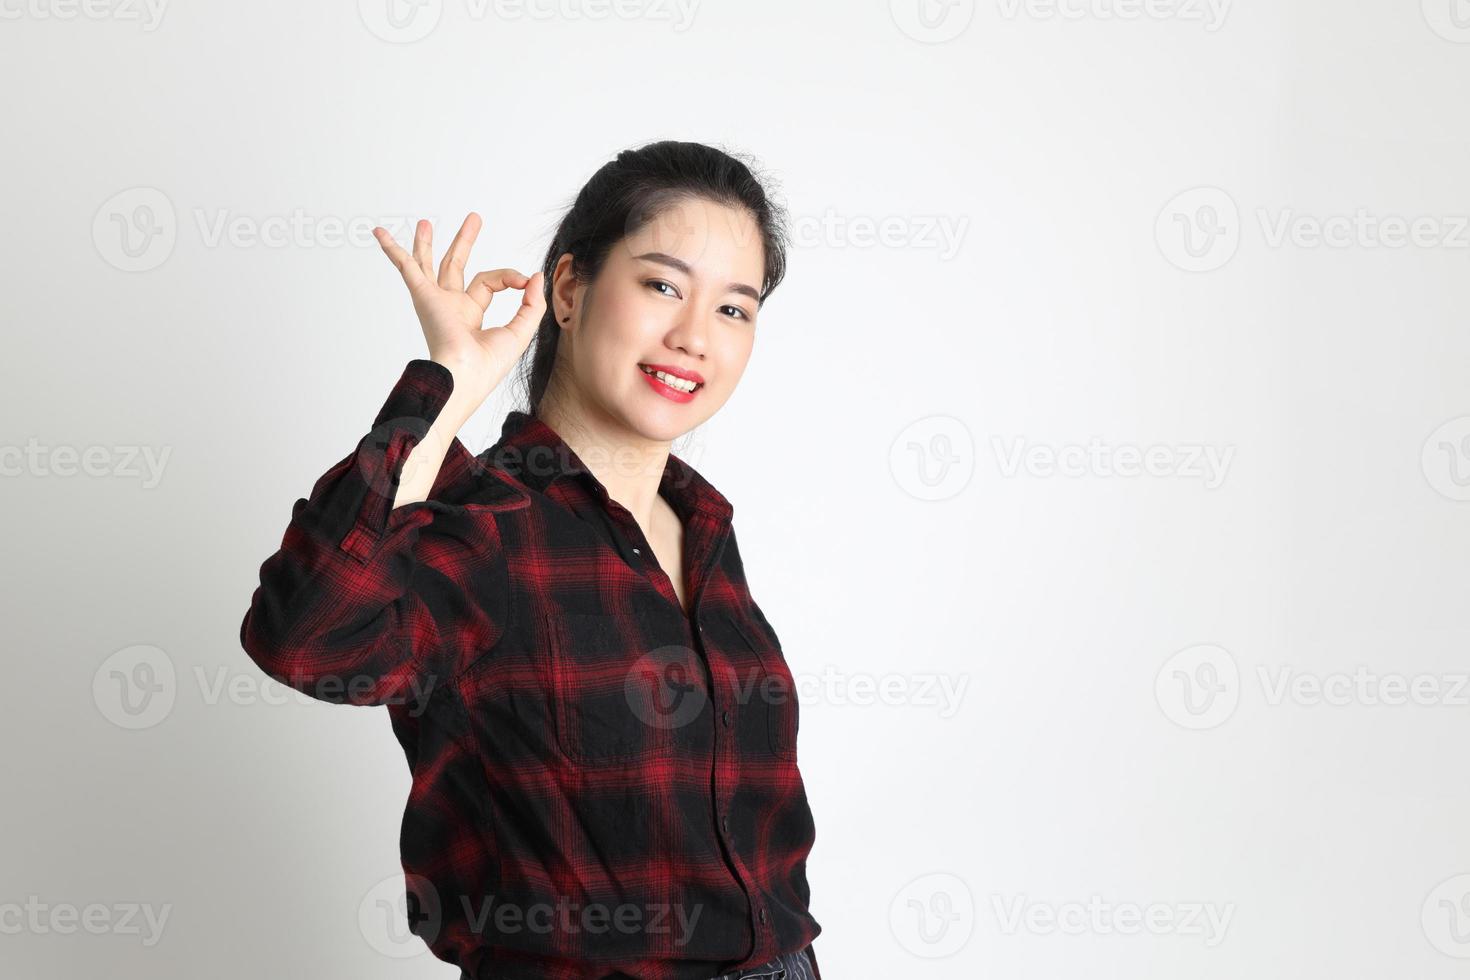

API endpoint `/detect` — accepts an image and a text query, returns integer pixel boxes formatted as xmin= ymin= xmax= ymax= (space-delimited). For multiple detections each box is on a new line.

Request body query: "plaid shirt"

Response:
xmin=239 ymin=360 xmax=822 ymax=980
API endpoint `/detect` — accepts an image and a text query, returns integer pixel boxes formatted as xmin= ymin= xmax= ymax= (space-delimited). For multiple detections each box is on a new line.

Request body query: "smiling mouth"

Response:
xmin=638 ymin=364 xmax=703 ymax=393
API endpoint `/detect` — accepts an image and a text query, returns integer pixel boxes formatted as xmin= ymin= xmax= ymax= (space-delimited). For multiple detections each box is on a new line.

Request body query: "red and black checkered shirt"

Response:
xmin=239 ymin=359 xmax=822 ymax=980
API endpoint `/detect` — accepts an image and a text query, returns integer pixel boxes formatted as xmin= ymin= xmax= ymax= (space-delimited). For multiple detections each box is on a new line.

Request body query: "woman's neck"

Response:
xmin=536 ymin=390 xmax=672 ymax=532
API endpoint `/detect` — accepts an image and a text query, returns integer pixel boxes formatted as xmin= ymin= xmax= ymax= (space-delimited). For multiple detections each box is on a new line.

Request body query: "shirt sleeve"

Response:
xmin=804 ymin=943 xmax=822 ymax=979
xmin=238 ymin=359 xmax=506 ymax=708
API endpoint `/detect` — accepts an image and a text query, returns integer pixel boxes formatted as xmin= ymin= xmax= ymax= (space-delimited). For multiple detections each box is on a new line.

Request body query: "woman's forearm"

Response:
xmin=391 ymin=373 xmax=481 ymax=510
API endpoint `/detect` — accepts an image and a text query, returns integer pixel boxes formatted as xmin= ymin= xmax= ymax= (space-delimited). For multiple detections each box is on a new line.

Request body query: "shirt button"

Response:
xmin=722 ymin=710 xmax=731 ymax=727
xmin=721 ymin=815 xmax=730 ymax=833
xmin=632 ymin=547 xmax=640 ymax=555
xmin=759 ymin=908 xmax=768 ymax=924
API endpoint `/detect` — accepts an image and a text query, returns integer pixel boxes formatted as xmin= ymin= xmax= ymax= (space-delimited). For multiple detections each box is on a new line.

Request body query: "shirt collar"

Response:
xmin=489 ymin=410 xmax=734 ymax=526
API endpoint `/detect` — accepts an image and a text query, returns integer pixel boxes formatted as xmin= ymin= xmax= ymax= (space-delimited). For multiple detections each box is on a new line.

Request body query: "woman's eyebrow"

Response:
xmin=633 ymin=251 xmax=760 ymax=302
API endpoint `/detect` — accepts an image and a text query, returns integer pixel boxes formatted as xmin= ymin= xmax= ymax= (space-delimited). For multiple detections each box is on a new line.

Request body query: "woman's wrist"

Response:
xmin=430 ymin=354 xmax=495 ymax=420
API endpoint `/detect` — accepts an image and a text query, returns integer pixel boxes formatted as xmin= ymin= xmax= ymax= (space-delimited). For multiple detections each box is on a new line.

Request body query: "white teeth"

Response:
xmin=641 ymin=365 xmax=699 ymax=393
xmin=657 ymin=371 xmax=696 ymax=392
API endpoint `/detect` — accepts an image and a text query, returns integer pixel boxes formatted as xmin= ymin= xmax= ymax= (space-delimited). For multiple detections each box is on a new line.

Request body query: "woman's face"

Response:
xmin=551 ymin=196 xmax=765 ymax=444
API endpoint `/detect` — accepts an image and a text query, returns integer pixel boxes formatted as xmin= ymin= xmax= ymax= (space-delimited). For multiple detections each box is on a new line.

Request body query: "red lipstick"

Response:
xmin=637 ymin=362 xmax=705 ymax=404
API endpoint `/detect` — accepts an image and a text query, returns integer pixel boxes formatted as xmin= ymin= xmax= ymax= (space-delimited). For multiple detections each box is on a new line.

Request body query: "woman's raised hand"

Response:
xmin=372 ymin=213 xmax=545 ymax=407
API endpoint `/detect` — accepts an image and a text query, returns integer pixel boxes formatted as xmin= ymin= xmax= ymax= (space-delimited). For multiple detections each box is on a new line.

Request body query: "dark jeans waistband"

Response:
xmin=708 ymin=946 xmax=815 ymax=980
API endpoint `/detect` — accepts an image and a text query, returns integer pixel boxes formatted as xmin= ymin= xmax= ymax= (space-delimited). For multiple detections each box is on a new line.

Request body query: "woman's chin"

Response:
xmin=620 ymin=399 xmax=709 ymax=444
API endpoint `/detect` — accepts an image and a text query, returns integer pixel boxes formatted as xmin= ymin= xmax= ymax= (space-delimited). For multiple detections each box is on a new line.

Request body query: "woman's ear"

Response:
xmin=550 ymin=252 xmax=578 ymax=327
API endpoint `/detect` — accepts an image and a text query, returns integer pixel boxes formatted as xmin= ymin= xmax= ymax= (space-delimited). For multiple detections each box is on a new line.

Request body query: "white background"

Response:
xmin=4 ymin=0 xmax=1470 ymax=976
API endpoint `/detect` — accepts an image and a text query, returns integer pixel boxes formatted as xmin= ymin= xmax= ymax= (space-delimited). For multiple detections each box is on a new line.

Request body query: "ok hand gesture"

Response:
xmin=372 ymin=213 xmax=546 ymax=408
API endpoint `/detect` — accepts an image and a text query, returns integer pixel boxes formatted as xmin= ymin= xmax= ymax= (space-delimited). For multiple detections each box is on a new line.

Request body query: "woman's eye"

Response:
xmin=645 ymin=280 xmax=750 ymax=322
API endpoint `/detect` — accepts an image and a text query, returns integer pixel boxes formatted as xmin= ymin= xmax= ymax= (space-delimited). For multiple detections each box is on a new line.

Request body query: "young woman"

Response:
xmin=240 ymin=141 xmax=822 ymax=980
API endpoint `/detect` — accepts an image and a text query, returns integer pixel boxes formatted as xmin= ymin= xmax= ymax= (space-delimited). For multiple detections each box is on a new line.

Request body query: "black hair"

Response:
xmin=517 ymin=140 xmax=789 ymax=415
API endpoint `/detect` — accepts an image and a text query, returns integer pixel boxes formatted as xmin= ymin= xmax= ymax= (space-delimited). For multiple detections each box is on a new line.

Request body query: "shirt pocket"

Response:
xmin=545 ymin=611 xmax=672 ymax=767
xmin=727 ymin=608 xmax=799 ymax=762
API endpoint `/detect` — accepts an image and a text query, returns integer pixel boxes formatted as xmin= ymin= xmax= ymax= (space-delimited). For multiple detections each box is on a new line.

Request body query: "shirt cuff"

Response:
xmin=339 ymin=359 xmax=457 ymax=561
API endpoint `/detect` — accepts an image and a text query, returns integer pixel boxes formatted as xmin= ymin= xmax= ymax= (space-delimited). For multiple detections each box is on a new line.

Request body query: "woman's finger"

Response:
xmin=496 ymin=271 xmax=546 ymax=346
xmin=465 ymin=268 xmax=530 ymax=311
xmin=438 ymin=212 xmax=481 ymax=292
xmin=411 ymin=219 xmax=434 ymax=279
xmin=373 ymin=226 xmax=428 ymax=291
